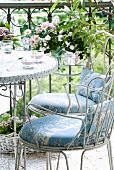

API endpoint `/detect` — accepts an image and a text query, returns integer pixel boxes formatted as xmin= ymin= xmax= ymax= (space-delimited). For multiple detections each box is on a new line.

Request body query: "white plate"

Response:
xmin=34 ymin=59 xmax=43 ymax=63
xmin=22 ymin=59 xmax=34 ymax=65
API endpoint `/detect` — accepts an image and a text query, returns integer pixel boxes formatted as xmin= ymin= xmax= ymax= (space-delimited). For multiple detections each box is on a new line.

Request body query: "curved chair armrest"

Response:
xmin=64 ymin=81 xmax=102 ymax=115
xmin=64 ymin=82 xmax=87 ymax=115
xmin=27 ymin=102 xmax=57 ymax=116
xmin=26 ymin=103 xmax=84 ymax=120
xmin=64 ymin=74 xmax=111 ymax=116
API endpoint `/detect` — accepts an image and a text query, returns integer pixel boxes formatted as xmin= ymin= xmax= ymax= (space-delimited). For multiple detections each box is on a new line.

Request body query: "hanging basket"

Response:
xmin=0 ymin=133 xmax=16 ymax=153
xmin=0 ymin=133 xmax=35 ymax=153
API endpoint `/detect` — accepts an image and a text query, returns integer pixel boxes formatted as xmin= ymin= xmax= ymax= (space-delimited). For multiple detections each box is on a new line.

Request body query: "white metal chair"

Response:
xmin=15 ymin=66 xmax=114 ymax=170
xmin=28 ymin=67 xmax=112 ymax=116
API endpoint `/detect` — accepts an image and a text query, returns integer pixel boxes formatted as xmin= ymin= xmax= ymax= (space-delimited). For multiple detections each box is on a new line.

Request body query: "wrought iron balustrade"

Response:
xmin=0 ymin=1 xmax=114 ymax=115
xmin=0 ymin=1 xmax=113 ymax=31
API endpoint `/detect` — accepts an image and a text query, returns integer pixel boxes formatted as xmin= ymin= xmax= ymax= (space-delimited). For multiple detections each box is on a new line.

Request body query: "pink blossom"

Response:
xmin=51 ymin=24 xmax=56 ymax=32
xmin=30 ymin=37 xmax=38 ymax=47
xmin=35 ymin=27 xmax=41 ymax=33
xmin=34 ymin=35 xmax=40 ymax=42
xmin=0 ymin=121 xmax=10 ymax=127
xmin=0 ymin=27 xmax=14 ymax=41
xmin=41 ymin=21 xmax=50 ymax=30
xmin=26 ymin=115 xmax=37 ymax=122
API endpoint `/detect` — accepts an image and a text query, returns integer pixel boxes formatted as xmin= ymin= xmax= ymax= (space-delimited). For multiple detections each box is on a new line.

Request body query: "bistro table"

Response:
xmin=0 ymin=50 xmax=58 ymax=155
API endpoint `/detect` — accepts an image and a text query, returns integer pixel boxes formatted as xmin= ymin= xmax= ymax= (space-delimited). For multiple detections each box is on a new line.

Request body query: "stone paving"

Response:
xmin=0 ymin=131 xmax=114 ymax=170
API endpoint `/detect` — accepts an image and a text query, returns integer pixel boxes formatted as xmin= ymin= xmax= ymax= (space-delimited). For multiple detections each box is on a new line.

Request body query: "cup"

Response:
xmin=1 ymin=40 xmax=13 ymax=63
xmin=1 ymin=40 xmax=13 ymax=54
xmin=30 ymin=50 xmax=44 ymax=59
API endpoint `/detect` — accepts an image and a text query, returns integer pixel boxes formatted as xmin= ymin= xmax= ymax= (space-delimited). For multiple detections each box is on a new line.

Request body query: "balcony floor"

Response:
xmin=0 ymin=130 xmax=114 ymax=170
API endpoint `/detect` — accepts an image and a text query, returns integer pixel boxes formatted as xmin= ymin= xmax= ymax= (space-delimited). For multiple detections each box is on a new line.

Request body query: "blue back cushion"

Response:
xmin=78 ymin=68 xmax=109 ymax=103
xmin=80 ymin=100 xmax=114 ymax=144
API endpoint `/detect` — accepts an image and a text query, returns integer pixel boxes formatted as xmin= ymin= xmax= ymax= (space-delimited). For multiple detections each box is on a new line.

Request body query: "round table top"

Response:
xmin=0 ymin=51 xmax=58 ymax=84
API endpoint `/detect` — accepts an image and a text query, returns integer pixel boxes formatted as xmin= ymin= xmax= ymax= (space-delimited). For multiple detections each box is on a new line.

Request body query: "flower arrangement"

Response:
xmin=0 ymin=113 xmax=23 ymax=134
xmin=49 ymin=1 xmax=112 ymax=60
xmin=0 ymin=113 xmax=37 ymax=135
xmin=23 ymin=4 xmax=109 ymax=61
xmin=24 ymin=18 xmax=60 ymax=54
xmin=0 ymin=27 xmax=14 ymax=41
xmin=0 ymin=20 xmax=21 ymax=49
xmin=23 ymin=14 xmax=92 ymax=60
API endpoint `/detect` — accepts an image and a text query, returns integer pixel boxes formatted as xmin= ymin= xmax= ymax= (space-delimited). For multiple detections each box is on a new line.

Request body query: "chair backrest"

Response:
xmin=64 ymin=66 xmax=114 ymax=115
xmin=77 ymin=67 xmax=114 ymax=147
xmin=65 ymin=65 xmax=114 ymax=148
xmin=77 ymin=67 xmax=113 ymax=103
xmin=80 ymin=98 xmax=114 ymax=147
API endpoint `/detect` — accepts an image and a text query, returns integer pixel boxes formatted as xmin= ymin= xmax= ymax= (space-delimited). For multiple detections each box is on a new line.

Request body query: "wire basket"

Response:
xmin=0 ymin=133 xmax=35 ymax=153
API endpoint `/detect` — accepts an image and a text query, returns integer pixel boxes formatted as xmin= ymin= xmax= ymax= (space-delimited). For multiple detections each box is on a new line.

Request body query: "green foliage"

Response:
xmin=50 ymin=0 xmax=60 ymax=13
xmin=50 ymin=0 xmax=114 ymax=61
xmin=56 ymin=7 xmax=110 ymax=59
xmin=0 ymin=20 xmax=10 ymax=30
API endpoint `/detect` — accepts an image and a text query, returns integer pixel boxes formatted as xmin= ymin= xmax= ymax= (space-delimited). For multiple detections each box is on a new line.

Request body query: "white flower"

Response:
xmin=58 ymin=35 xmax=63 ymax=41
xmin=65 ymin=41 xmax=70 ymax=47
xmin=59 ymin=29 xmax=64 ymax=34
xmin=69 ymin=45 xmax=74 ymax=50
xmin=24 ymin=29 xmax=31 ymax=35
xmin=44 ymin=42 xmax=47 ymax=47
xmin=52 ymin=16 xmax=60 ymax=25
xmin=45 ymin=35 xmax=51 ymax=41
xmin=65 ymin=18 xmax=69 ymax=22
xmin=68 ymin=32 xmax=72 ymax=36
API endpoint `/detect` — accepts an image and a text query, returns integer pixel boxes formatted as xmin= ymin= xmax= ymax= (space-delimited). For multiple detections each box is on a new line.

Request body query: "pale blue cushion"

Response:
xmin=19 ymin=100 xmax=114 ymax=148
xmin=78 ymin=68 xmax=110 ymax=102
xmin=30 ymin=93 xmax=96 ymax=114
xmin=80 ymin=100 xmax=114 ymax=141
xmin=19 ymin=115 xmax=83 ymax=147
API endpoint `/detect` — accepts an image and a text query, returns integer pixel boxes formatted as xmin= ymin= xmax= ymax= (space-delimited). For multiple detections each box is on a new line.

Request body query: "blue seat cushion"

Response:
xmin=19 ymin=115 xmax=83 ymax=147
xmin=29 ymin=93 xmax=96 ymax=114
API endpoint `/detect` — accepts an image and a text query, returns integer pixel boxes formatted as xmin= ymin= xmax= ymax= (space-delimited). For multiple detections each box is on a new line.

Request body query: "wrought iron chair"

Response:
xmin=15 ymin=67 xmax=114 ymax=170
xmin=28 ymin=67 xmax=112 ymax=116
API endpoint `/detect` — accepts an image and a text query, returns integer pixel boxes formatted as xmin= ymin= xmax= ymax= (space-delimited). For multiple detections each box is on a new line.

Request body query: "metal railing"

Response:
xmin=0 ymin=1 xmax=114 ymax=113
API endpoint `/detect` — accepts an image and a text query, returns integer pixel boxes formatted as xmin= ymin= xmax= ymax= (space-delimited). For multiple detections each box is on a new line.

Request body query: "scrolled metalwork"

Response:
xmin=0 ymin=84 xmax=8 ymax=91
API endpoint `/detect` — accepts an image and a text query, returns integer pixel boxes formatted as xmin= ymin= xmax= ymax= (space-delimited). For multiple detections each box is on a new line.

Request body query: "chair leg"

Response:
xmin=15 ymin=139 xmax=20 ymax=170
xmin=46 ymin=152 xmax=48 ymax=170
xmin=23 ymin=147 xmax=27 ymax=170
xmin=15 ymin=139 xmax=23 ymax=170
xmin=61 ymin=151 xmax=69 ymax=170
xmin=80 ymin=149 xmax=86 ymax=170
xmin=56 ymin=153 xmax=60 ymax=170
xmin=107 ymin=140 xmax=114 ymax=170
xmin=46 ymin=152 xmax=52 ymax=170
xmin=46 ymin=152 xmax=69 ymax=170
